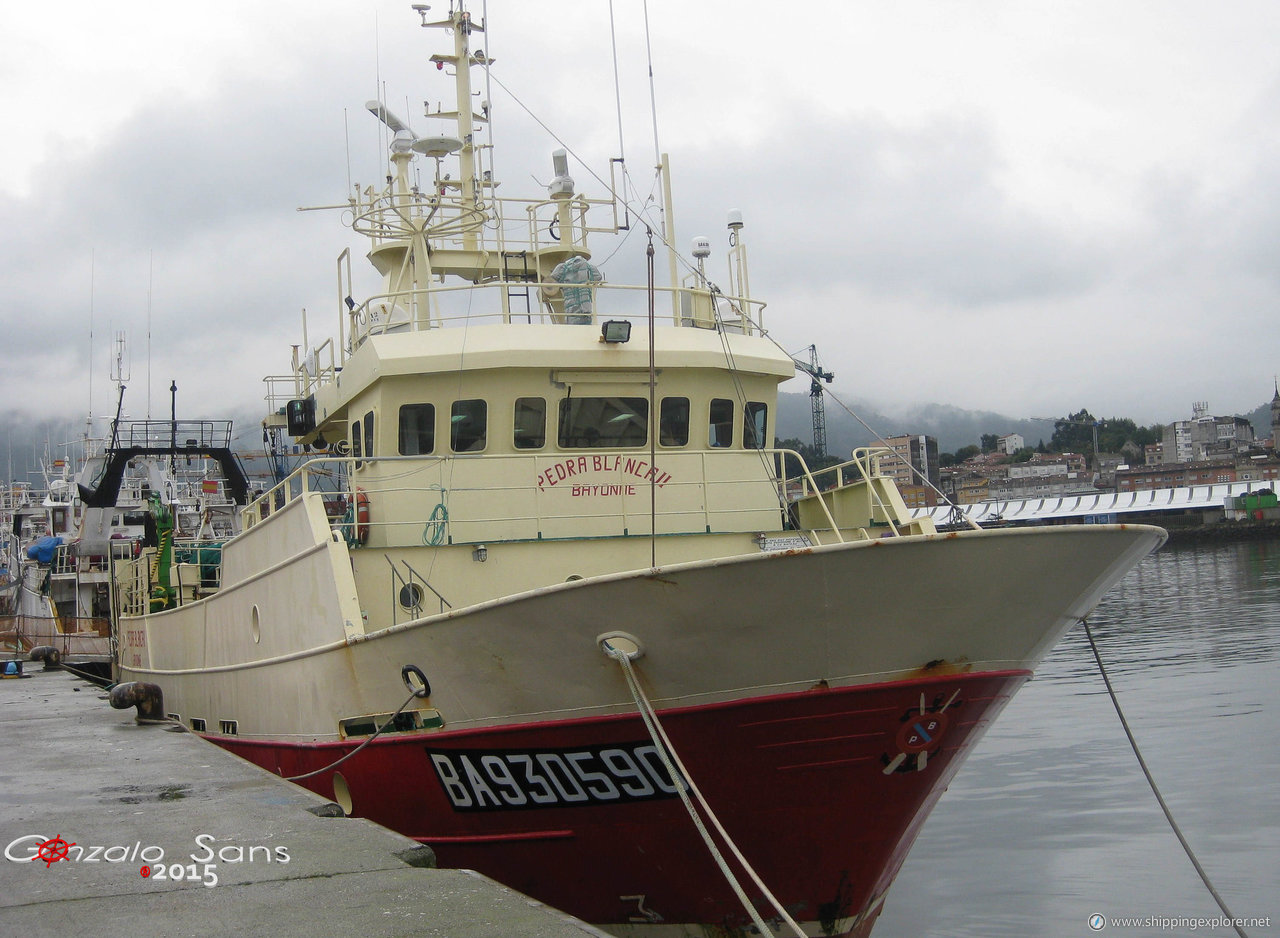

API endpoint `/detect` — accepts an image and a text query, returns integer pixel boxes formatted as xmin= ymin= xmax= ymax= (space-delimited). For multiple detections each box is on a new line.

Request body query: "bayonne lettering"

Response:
xmin=426 ymin=741 xmax=683 ymax=811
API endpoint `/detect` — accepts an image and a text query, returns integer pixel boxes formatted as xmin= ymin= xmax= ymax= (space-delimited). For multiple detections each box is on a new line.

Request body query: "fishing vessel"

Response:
xmin=2 ymin=397 xmax=246 ymax=667
xmin=110 ymin=6 xmax=1165 ymax=935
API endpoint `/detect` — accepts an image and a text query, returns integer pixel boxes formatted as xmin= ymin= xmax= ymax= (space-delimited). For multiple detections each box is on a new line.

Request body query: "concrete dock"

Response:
xmin=1 ymin=665 xmax=615 ymax=938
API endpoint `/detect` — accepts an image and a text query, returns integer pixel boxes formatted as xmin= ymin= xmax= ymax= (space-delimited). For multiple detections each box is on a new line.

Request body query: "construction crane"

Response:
xmin=790 ymin=345 xmax=835 ymax=459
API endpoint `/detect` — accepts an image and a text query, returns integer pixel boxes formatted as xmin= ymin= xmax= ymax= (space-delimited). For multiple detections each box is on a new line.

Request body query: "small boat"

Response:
xmin=110 ymin=6 xmax=1165 ymax=935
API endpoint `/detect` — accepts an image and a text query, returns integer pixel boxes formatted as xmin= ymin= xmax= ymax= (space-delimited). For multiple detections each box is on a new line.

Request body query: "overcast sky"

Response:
xmin=4 ymin=0 xmax=1279 ymax=434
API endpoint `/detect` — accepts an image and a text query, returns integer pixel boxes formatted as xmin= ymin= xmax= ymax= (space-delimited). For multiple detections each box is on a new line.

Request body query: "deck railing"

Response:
xmin=110 ymin=541 xmax=226 ymax=618
xmin=111 ymin=420 xmax=234 ymax=451
xmin=265 ymin=280 xmax=766 ymax=409
xmin=240 ymin=446 xmax=868 ymax=545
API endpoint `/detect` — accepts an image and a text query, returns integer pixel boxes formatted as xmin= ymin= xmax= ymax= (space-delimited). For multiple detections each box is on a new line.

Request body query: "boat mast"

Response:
xmin=421 ymin=3 xmax=484 ymax=249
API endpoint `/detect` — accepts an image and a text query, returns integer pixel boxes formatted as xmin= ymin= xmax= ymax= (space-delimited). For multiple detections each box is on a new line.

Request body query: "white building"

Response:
xmin=1161 ymin=402 xmax=1253 ymax=464
xmin=997 ymin=433 xmax=1025 ymax=456
xmin=1007 ymin=462 xmax=1068 ymax=480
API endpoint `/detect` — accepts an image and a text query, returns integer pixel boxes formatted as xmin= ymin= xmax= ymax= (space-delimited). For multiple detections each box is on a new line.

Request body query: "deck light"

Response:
xmin=600 ymin=320 xmax=631 ymax=343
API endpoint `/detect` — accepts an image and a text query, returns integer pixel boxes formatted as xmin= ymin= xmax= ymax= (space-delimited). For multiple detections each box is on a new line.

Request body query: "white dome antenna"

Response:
xmin=413 ymin=136 xmax=463 ymax=158
xmin=692 ymin=235 xmax=711 ymax=283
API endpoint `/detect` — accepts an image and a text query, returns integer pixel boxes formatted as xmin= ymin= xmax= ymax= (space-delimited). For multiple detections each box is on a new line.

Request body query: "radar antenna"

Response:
xmin=366 ymin=99 xmax=462 ymax=158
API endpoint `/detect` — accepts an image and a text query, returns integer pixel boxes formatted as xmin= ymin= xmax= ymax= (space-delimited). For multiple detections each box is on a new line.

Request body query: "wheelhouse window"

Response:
xmin=351 ymin=419 xmax=362 ymax=467
xmin=709 ymin=398 xmax=735 ymax=448
xmin=558 ymin=397 xmax=649 ymax=448
xmin=451 ymin=400 xmax=487 ymax=452
xmin=659 ymin=397 xmax=690 ymax=446
xmin=514 ymin=398 xmax=546 ymax=450
xmin=398 ymin=403 xmax=435 ymax=455
xmin=744 ymin=401 xmax=768 ymax=449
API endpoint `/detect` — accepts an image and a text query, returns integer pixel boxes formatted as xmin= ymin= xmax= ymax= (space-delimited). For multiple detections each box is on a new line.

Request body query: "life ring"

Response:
xmin=355 ymin=489 xmax=371 ymax=545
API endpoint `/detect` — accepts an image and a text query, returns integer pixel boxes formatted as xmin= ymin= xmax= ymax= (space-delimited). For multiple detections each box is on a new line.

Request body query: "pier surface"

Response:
xmin=1 ymin=666 xmax=614 ymax=938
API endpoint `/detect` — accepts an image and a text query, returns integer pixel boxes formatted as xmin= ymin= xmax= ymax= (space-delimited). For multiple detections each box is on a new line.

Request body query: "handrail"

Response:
xmin=848 ymin=448 xmax=901 ymax=537
xmin=111 ymin=420 xmax=234 ymax=450
xmin=266 ymin=279 xmax=769 ymax=412
xmin=340 ymin=280 xmax=763 ymax=335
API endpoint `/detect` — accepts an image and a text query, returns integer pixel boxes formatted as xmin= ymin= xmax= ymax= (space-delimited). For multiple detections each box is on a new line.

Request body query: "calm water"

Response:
xmin=875 ymin=540 xmax=1280 ymax=937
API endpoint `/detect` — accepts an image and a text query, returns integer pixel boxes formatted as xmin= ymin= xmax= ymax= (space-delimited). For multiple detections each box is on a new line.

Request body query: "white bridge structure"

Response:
xmin=912 ymin=481 xmax=1274 ymax=527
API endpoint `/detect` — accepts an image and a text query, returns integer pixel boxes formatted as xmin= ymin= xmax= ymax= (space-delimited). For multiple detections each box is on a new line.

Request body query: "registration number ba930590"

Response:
xmin=426 ymin=741 xmax=683 ymax=812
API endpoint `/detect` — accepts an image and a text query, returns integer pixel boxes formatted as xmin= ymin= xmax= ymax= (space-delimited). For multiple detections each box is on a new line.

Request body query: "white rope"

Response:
xmin=603 ymin=642 xmax=807 ymax=938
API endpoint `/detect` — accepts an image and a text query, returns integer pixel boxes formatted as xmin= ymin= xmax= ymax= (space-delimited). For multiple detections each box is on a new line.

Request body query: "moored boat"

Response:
xmin=2 ymin=414 xmax=246 ymax=669
xmin=109 ymin=6 xmax=1166 ymax=935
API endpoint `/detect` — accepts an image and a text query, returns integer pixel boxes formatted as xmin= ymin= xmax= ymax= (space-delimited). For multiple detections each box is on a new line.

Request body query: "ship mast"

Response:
xmin=420 ymin=3 xmax=486 ymax=250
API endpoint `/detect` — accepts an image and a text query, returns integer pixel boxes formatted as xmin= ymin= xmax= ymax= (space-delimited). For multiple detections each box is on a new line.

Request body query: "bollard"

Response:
xmin=109 ymin=681 xmax=166 ymax=722
xmin=29 ymin=646 xmax=62 ymax=670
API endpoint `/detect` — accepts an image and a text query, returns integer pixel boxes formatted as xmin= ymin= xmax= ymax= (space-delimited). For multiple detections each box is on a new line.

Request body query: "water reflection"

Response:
xmin=874 ymin=541 xmax=1280 ymax=937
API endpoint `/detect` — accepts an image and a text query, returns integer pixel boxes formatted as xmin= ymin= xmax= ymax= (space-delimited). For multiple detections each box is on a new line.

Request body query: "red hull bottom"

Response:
xmin=219 ymin=671 xmax=1027 ymax=934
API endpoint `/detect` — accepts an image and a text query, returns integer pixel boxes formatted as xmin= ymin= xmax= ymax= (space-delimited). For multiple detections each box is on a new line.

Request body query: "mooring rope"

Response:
xmin=602 ymin=639 xmax=807 ymax=938
xmin=283 ymin=689 xmax=419 ymax=783
xmin=1082 ymin=618 xmax=1249 ymax=938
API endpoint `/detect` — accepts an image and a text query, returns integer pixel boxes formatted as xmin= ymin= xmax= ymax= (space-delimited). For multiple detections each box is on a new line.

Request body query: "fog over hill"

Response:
xmin=775 ymin=392 xmax=1057 ymax=454
xmin=775 ymin=391 xmax=1276 ymax=457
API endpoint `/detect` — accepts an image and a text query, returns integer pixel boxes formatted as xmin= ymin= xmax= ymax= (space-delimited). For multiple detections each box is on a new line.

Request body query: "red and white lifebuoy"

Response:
xmin=355 ymin=488 xmax=371 ymax=545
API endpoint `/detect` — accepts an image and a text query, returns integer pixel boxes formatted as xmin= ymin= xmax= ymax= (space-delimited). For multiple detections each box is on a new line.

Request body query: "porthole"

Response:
xmin=399 ymin=583 xmax=424 ymax=609
xmin=250 ymin=604 xmax=261 ymax=643
xmin=565 ymin=574 xmax=584 ymax=582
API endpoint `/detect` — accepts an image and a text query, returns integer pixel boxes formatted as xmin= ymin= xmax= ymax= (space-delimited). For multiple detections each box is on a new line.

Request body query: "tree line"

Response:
xmin=941 ymin=409 xmax=1165 ymax=467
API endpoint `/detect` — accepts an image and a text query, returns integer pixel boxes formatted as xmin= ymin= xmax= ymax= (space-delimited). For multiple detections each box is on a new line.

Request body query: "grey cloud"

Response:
xmin=669 ymin=111 xmax=1110 ymax=309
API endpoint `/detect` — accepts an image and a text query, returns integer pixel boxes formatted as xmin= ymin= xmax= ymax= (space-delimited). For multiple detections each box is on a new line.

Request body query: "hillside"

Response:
xmin=775 ymin=392 xmax=1058 ymax=455
xmin=776 ymin=392 xmax=1275 ymax=457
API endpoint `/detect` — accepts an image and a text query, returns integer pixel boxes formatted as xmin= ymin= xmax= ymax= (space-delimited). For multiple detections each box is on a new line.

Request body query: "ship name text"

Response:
xmin=537 ymin=456 xmax=672 ymax=493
